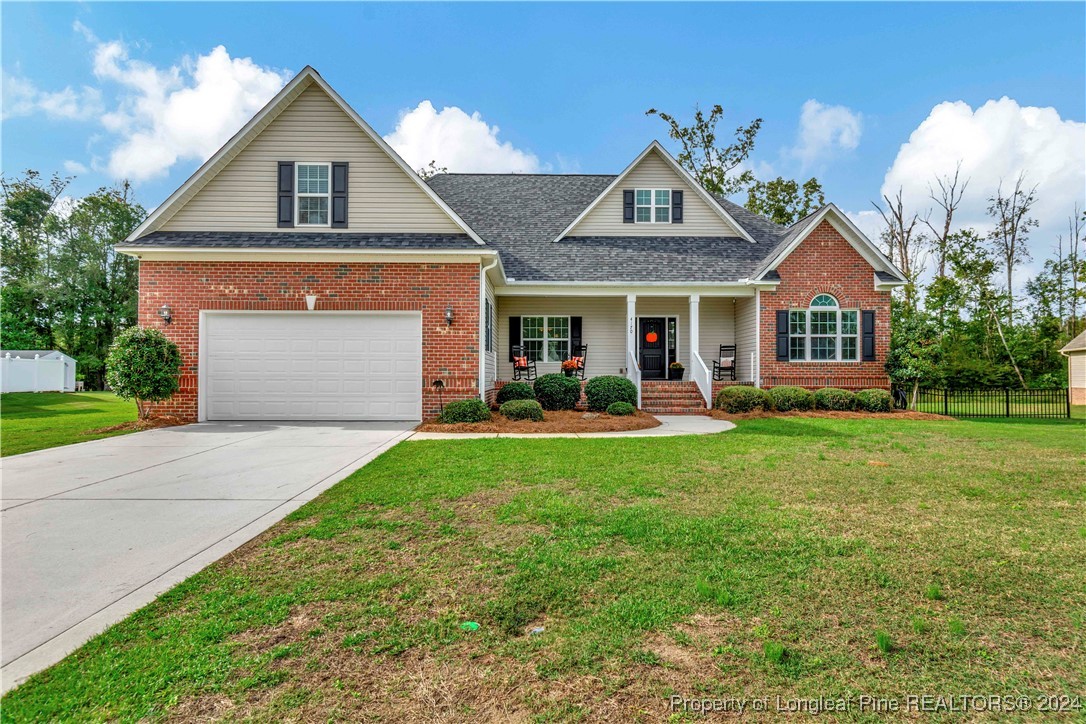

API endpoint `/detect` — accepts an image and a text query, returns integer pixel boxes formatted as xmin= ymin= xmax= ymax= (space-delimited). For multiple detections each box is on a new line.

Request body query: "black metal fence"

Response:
xmin=894 ymin=387 xmax=1070 ymax=419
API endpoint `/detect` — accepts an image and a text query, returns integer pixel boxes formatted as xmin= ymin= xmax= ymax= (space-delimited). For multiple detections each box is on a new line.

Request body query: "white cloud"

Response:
xmin=86 ymin=38 xmax=290 ymax=181
xmin=790 ymin=99 xmax=862 ymax=168
xmin=879 ymin=98 xmax=1086 ymax=274
xmin=63 ymin=160 xmax=88 ymax=175
xmin=384 ymin=101 xmax=541 ymax=173
xmin=1 ymin=73 xmax=103 ymax=121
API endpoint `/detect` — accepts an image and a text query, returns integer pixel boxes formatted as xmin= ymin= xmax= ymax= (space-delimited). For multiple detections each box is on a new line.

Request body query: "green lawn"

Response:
xmin=3 ymin=415 xmax=1084 ymax=721
xmin=0 ymin=391 xmax=138 ymax=456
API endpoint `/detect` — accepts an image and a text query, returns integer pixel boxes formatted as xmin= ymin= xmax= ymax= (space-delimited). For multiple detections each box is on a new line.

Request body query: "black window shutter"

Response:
xmin=509 ymin=316 xmax=521 ymax=362
xmin=776 ymin=310 xmax=790 ymax=361
xmin=331 ymin=162 xmax=348 ymax=228
xmin=861 ymin=310 xmax=876 ymax=361
xmin=277 ymin=162 xmax=294 ymax=228
xmin=672 ymin=190 xmax=684 ymax=223
xmin=622 ymin=190 xmax=635 ymax=223
xmin=570 ymin=317 xmax=582 ymax=349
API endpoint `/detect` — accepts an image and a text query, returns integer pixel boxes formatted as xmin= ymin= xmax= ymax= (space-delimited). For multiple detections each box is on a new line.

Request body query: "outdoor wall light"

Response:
xmin=157 ymin=303 xmax=173 ymax=325
xmin=444 ymin=304 xmax=454 ymax=326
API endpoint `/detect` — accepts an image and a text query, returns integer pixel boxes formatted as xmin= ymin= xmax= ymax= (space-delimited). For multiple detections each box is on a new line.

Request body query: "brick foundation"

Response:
xmin=759 ymin=220 xmax=892 ymax=390
xmin=138 ymin=260 xmax=481 ymax=421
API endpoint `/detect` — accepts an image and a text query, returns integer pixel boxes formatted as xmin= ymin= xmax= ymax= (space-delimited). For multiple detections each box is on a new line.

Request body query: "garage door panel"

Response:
xmin=204 ymin=313 xmax=422 ymax=421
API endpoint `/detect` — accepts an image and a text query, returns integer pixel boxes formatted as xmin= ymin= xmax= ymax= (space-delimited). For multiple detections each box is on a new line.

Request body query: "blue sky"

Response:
xmin=3 ymin=2 xmax=1084 ymax=261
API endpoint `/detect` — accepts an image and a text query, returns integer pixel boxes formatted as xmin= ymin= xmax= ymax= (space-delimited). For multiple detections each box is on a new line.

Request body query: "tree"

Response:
xmin=986 ymin=174 xmax=1038 ymax=324
xmin=645 ymin=104 xmax=762 ymax=196
xmin=105 ymin=327 xmax=182 ymax=419
xmin=922 ymin=162 xmax=969 ymax=279
xmin=873 ymin=188 xmax=927 ymax=310
xmin=885 ymin=302 xmax=941 ymax=409
xmin=745 ymin=177 xmax=825 ymax=225
xmin=51 ymin=183 xmax=144 ymax=388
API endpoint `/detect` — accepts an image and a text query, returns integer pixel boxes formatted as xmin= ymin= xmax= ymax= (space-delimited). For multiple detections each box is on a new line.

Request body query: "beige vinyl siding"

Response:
xmin=1069 ymin=352 xmax=1085 ymax=391
xmin=568 ymin=150 xmax=740 ymax=237
xmin=162 ymin=84 xmax=461 ymax=234
xmin=734 ymin=296 xmax=758 ymax=383
xmin=497 ymin=297 xmax=627 ymax=379
xmin=698 ymin=297 xmax=737 ymax=366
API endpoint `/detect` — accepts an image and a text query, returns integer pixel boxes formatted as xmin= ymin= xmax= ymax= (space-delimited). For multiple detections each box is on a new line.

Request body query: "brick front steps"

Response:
xmin=640 ymin=380 xmax=707 ymax=415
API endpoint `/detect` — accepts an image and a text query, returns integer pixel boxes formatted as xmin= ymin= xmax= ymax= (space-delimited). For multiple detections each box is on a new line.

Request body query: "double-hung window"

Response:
xmin=521 ymin=316 xmax=570 ymax=362
xmin=634 ymin=189 xmax=671 ymax=223
xmin=788 ymin=294 xmax=859 ymax=361
xmin=296 ymin=163 xmax=330 ymax=226
xmin=484 ymin=299 xmax=494 ymax=353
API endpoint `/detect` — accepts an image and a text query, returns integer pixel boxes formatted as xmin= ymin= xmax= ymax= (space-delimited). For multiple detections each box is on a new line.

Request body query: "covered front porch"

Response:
xmin=486 ymin=289 xmax=759 ymax=408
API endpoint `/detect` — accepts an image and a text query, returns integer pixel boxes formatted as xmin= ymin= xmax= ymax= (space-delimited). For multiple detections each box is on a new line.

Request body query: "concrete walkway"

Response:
xmin=0 ymin=421 xmax=414 ymax=693
xmin=409 ymin=414 xmax=735 ymax=439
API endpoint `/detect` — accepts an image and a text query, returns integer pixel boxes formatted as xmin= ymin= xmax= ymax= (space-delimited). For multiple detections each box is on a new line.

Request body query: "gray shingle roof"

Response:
xmin=123 ymin=231 xmax=479 ymax=249
xmin=875 ymin=270 xmax=903 ymax=283
xmin=427 ymin=173 xmax=788 ymax=282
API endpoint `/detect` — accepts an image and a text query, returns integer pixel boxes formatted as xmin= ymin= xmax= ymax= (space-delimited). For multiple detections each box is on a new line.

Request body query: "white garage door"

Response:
xmin=203 ymin=312 xmax=422 ymax=421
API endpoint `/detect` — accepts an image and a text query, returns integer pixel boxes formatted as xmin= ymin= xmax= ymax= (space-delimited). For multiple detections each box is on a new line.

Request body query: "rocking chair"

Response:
xmin=712 ymin=345 xmax=737 ymax=381
xmin=511 ymin=345 xmax=537 ymax=382
xmin=566 ymin=344 xmax=588 ymax=380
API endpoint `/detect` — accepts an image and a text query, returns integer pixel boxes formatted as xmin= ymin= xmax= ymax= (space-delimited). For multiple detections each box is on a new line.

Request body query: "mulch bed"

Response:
xmin=709 ymin=409 xmax=954 ymax=422
xmin=416 ymin=410 xmax=661 ymax=434
xmin=89 ymin=415 xmax=187 ymax=434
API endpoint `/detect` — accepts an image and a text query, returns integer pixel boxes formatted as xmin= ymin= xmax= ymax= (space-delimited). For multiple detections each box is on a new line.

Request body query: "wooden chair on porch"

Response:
xmin=511 ymin=345 xmax=537 ymax=382
xmin=566 ymin=344 xmax=588 ymax=380
xmin=713 ymin=344 xmax=737 ymax=381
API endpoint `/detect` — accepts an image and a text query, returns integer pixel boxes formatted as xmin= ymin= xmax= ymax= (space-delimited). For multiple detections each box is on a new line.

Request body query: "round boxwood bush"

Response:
xmin=496 ymin=381 xmax=535 ymax=405
xmin=533 ymin=373 xmax=582 ymax=411
xmin=769 ymin=385 xmax=815 ymax=412
xmin=814 ymin=387 xmax=857 ymax=411
xmin=714 ymin=385 xmax=774 ymax=413
xmin=584 ymin=375 xmax=637 ymax=411
xmin=500 ymin=399 xmax=544 ymax=421
xmin=105 ymin=326 xmax=182 ymax=419
xmin=438 ymin=398 xmax=492 ymax=423
xmin=606 ymin=401 xmax=636 ymax=416
xmin=854 ymin=388 xmax=892 ymax=413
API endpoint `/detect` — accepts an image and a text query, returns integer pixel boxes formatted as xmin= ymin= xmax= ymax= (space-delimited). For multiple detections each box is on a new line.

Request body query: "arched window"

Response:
xmin=788 ymin=294 xmax=859 ymax=361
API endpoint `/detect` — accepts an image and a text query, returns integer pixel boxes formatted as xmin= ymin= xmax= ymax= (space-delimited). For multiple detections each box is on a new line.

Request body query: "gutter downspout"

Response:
xmin=479 ymin=258 xmax=499 ymax=401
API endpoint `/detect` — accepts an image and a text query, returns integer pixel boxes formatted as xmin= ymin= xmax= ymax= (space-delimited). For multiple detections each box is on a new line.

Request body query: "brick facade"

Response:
xmin=759 ymin=220 xmax=892 ymax=390
xmin=138 ymin=260 xmax=481 ymax=421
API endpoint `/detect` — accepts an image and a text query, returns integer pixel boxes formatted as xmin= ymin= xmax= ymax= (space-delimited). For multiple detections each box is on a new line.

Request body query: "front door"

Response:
xmin=639 ymin=317 xmax=666 ymax=379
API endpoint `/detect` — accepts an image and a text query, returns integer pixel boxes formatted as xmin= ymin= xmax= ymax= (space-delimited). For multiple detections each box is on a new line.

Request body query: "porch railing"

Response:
xmin=691 ymin=350 xmax=712 ymax=407
xmin=628 ymin=349 xmax=642 ymax=408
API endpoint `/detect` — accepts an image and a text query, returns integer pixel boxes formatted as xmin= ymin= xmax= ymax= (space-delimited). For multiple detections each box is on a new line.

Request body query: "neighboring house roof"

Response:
xmin=125 ymin=67 xmax=484 ymax=245
xmin=1060 ymin=329 xmax=1086 ymax=354
xmin=123 ymin=231 xmax=480 ymax=250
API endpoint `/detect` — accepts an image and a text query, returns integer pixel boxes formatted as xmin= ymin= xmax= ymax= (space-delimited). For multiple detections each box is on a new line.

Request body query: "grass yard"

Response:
xmin=0 ymin=391 xmax=137 ymax=456
xmin=3 ymin=415 xmax=1084 ymax=720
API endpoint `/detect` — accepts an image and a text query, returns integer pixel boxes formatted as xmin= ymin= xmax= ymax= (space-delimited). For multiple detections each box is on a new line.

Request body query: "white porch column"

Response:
xmin=689 ymin=293 xmax=701 ymax=366
xmin=626 ymin=294 xmax=637 ymax=373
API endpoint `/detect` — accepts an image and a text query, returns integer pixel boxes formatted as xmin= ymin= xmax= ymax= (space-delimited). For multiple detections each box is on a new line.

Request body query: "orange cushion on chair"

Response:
xmin=514 ymin=356 xmax=528 ymax=368
xmin=571 ymin=356 xmax=584 ymax=368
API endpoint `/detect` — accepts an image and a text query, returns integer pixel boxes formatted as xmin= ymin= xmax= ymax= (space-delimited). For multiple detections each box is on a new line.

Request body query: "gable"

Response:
xmin=566 ymin=149 xmax=741 ymax=237
xmin=158 ymin=82 xmax=462 ymax=235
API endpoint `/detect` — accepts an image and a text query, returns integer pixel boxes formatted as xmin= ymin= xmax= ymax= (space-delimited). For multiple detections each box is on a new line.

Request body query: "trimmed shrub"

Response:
xmin=500 ymin=399 xmax=544 ymax=421
xmin=855 ymin=388 xmax=892 ymax=413
xmin=814 ymin=387 xmax=856 ymax=411
xmin=606 ymin=401 xmax=636 ymax=416
xmin=584 ymin=375 xmax=637 ymax=411
xmin=714 ymin=385 xmax=773 ymax=413
xmin=105 ymin=327 xmax=182 ymax=419
xmin=768 ymin=386 xmax=815 ymax=412
xmin=496 ymin=381 xmax=535 ymax=405
xmin=438 ymin=398 xmax=492 ymax=424
xmin=533 ymin=373 xmax=582 ymax=411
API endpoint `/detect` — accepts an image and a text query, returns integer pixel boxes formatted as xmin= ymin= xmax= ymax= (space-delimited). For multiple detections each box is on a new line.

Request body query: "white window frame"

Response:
xmin=295 ymin=162 xmax=331 ymax=227
xmin=634 ymin=188 xmax=671 ymax=224
xmin=788 ymin=295 xmax=859 ymax=362
xmin=521 ymin=315 xmax=570 ymax=363
xmin=484 ymin=298 xmax=494 ymax=353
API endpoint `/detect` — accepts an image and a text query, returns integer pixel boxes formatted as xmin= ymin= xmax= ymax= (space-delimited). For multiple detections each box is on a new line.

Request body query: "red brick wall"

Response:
xmin=137 ymin=260 xmax=480 ymax=421
xmin=759 ymin=220 xmax=892 ymax=390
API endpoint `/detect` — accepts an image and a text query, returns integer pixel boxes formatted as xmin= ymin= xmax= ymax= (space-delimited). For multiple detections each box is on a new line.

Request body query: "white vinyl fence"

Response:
xmin=0 ymin=353 xmax=76 ymax=393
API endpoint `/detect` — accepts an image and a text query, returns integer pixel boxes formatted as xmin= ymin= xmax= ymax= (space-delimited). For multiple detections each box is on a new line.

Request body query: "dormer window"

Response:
xmin=296 ymin=163 xmax=330 ymax=226
xmin=635 ymin=189 xmax=671 ymax=223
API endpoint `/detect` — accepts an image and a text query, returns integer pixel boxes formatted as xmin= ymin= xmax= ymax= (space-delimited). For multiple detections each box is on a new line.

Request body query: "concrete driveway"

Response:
xmin=0 ymin=420 xmax=414 ymax=692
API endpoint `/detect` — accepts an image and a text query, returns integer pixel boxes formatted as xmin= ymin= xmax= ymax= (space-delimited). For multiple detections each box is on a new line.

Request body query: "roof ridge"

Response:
xmin=431 ymin=173 xmax=617 ymax=178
